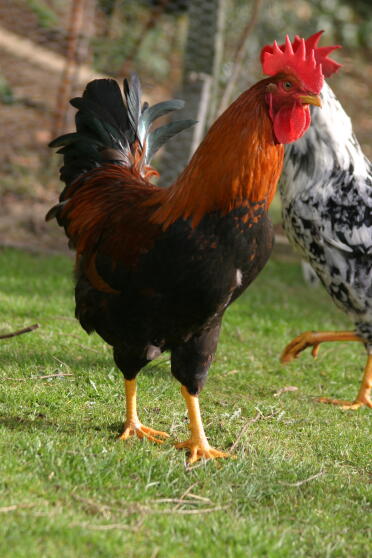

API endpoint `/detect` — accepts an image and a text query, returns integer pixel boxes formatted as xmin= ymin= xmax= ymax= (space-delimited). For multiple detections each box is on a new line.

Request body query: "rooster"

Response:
xmin=280 ymin=32 xmax=372 ymax=410
xmin=47 ymin=33 xmax=337 ymax=463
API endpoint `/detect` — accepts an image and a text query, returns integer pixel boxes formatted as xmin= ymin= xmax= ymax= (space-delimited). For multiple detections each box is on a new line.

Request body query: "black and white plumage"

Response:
xmin=280 ymin=81 xmax=372 ymax=409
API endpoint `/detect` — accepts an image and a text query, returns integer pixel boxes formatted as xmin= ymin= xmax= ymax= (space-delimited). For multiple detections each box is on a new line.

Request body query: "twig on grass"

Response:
xmin=72 ymin=494 xmax=145 ymax=519
xmin=52 ymin=355 xmax=72 ymax=371
xmin=0 ymin=503 xmax=36 ymax=513
xmin=172 ymin=482 xmax=199 ymax=510
xmin=280 ymin=470 xmax=325 ymax=487
xmin=0 ymin=324 xmax=39 ymax=339
xmin=229 ymin=409 xmax=277 ymax=452
xmin=72 ymin=491 xmax=225 ymax=521
xmin=155 ymin=505 xmax=230 ymax=515
xmin=37 ymin=373 xmax=74 ymax=380
xmin=2 ymin=373 xmax=73 ymax=381
xmin=151 ymin=493 xmax=213 ymax=511
xmin=187 ymin=493 xmax=212 ymax=503
xmin=72 ymin=517 xmax=145 ymax=531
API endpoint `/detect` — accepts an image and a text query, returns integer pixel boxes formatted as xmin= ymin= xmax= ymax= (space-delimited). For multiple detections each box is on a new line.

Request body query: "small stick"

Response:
xmin=230 ymin=410 xmax=277 ymax=452
xmin=149 ymin=504 xmax=205 ymax=506
xmin=3 ymin=373 xmax=73 ymax=381
xmin=0 ymin=324 xmax=39 ymax=339
xmin=156 ymin=505 xmax=230 ymax=515
xmin=187 ymin=493 xmax=212 ymax=503
xmin=280 ymin=470 xmax=325 ymax=487
xmin=173 ymin=482 xmax=199 ymax=510
xmin=0 ymin=503 xmax=36 ymax=513
xmin=36 ymin=373 xmax=74 ymax=380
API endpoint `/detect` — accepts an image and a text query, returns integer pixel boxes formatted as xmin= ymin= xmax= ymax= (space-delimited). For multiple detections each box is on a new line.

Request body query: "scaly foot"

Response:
xmin=175 ymin=438 xmax=233 ymax=465
xmin=318 ymin=395 xmax=372 ymax=410
xmin=120 ymin=421 xmax=170 ymax=444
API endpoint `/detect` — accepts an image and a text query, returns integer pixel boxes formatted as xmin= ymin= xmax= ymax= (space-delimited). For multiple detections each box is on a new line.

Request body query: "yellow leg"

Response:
xmin=175 ymin=386 xmax=233 ymax=464
xmin=281 ymin=330 xmax=372 ymax=410
xmin=119 ymin=379 xmax=170 ymax=443
xmin=319 ymin=354 xmax=372 ymax=410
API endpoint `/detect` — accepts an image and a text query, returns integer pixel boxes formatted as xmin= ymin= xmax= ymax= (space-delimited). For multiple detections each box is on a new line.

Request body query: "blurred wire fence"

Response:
xmin=0 ymin=0 xmax=371 ymax=248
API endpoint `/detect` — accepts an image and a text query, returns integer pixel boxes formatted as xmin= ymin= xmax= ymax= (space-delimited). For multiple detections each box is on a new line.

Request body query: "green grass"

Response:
xmin=0 ymin=247 xmax=370 ymax=558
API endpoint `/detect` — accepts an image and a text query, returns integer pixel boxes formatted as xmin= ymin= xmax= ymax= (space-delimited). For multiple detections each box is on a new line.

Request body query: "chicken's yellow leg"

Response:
xmin=175 ymin=385 xmax=232 ymax=464
xmin=320 ymin=354 xmax=372 ymax=410
xmin=281 ymin=330 xmax=372 ymax=410
xmin=120 ymin=379 xmax=170 ymax=443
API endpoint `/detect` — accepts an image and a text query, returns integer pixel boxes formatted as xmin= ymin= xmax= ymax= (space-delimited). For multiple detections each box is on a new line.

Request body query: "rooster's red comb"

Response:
xmin=290 ymin=31 xmax=342 ymax=77
xmin=260 ymin=32 xmax=341 ymax=94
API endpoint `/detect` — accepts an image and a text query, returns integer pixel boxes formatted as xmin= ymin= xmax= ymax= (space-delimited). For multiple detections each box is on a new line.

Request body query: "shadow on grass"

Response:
xmin=0 ymin=414 xmax=126 ymax=439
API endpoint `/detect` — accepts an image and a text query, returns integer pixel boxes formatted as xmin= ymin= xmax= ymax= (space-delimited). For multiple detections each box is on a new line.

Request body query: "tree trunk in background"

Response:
xmin=51 ymin=0 xmax=87 ymax=138
xmin=68 ymin=0 xmax=96 ymax=128
xmin=158 ymin=0 xmax=226 ymax=186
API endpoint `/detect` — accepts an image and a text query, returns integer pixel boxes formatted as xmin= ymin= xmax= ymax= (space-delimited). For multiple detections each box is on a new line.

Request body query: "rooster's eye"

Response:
xmin=282 ymin=81 xmax=293 ymax=91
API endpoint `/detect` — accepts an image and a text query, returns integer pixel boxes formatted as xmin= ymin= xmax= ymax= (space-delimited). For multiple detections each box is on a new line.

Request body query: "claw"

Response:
xmin=120 ymin=422 xmax=170 ymax=444
xmin=311 ymin=342 xmax=320 ymax=359
xmin=175 ymin=438 xmax=233 ymax=465
xmin=281 ymin=331 xmax=319 ymax=363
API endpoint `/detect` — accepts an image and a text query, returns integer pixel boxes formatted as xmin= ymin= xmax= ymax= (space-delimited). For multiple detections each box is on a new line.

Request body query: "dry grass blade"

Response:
xmin=280 ymin=471 xmax=325 ymax=487
xmin=36 ymin=373 xmax=74 ymax=380
xmin=2 ymin=373 xmax=73 ymax=381
xmin=72 ymin=495 xmax=147 ymax=519
xmin=0 ymin=503 xmax=36 ymax=513
xmin=72 ymin=493 xmax=226 ymax=519
xmin=229 ymin=409 xmax=277 ymax=452
xmin=156 ymin=505 xmax=230 ymax=515
xmin=0 ymin=323 xmax=39 ymax=339
xmin=72 ymin=518 xmax=144 ymax=531
xmin=172 ymin=482 xmax=199 ymax=511
xmin=187 ymin=493 xmax=212 ymax=503
xmin=149 ymin=504 xmax=205 ymax=506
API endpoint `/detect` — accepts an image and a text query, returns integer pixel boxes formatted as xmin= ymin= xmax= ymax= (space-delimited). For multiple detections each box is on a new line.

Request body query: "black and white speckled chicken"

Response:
xmin=280 ymin=36 xmax=372 ymax=410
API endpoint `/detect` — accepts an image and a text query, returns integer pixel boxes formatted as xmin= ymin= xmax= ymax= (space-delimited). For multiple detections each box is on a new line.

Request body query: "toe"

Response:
xmin=187 ymin=447 xmax=199 ymax=465
xmin=176 ymin=438 xmax=234 ymax=464
xmin=142 ymin=427 xmax=170 ymax=439
xmin=120 ymin=422 xmax=170 ymax=443
xmin=318 ymin=396 xmax=371 ymax=410
xmin=139 ymin=425 xmax=169 ymax=443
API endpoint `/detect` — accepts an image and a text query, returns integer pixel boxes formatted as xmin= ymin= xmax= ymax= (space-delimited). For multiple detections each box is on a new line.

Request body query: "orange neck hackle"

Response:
xmin=146 ymin=79 xmax=284 ymax=230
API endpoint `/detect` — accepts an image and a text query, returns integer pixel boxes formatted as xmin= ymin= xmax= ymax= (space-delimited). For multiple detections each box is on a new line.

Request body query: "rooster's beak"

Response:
xmin=299 ymin=94 xmax=322 ymax=108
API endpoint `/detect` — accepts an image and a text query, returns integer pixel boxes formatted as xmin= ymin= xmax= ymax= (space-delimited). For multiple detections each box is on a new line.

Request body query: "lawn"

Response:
xmin=0 ymin=247 xmax=370 ymax=558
